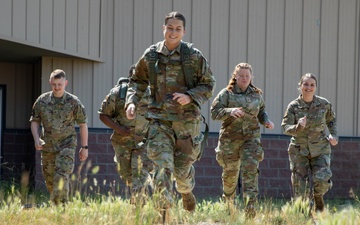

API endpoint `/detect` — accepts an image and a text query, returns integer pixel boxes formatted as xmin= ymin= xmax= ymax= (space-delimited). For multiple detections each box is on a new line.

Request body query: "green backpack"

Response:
xmin=147 ymin=42 xmax=195 ymax=99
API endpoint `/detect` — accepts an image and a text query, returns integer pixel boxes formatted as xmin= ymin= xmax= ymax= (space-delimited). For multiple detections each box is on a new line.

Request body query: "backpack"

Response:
xmin=147 ymin=42 xmax=195 ymax=99
xmin=117 ymin=77 xmax=129 ymax=100
xmin=146 ymin=42 xmax=208 ymax=160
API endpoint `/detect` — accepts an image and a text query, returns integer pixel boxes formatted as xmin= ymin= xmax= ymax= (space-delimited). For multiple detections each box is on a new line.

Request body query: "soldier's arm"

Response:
xmin=99 ymin=114 xmax=130 ymax=135
xmin=257 ymin=95 xmax=270 ymax=125
xmin=78 ymin=123 xmax=88 ymax=161
xmin=126 ymin=58 xmax=149 ymax=109
xmin=30 ymin=121 xmax=43 ymax=151
xmin=186 ymin=56 xmax=216 ymax=106
xmin=211 ymin=89 xmax=233 ymax=121
xmin=281 ymin=105 xmax=303 ymax=136
xmin=326 ymin=103 xmax=338 ymax=142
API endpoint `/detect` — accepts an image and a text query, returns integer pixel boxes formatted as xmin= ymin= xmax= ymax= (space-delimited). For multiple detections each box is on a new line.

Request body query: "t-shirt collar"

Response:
xmin=159 ymin=40 xmax=182 ymax=56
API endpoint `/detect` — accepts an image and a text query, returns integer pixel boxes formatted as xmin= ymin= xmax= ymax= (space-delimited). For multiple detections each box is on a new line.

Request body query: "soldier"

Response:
xmin=30 ymin=69 xmax=89 ymax=206
xmin=125 ymin=11 xmax=215 ymax=216
xmin=211 ymin=62 xmax=274 ymax=219
xmin=98 ymin=66 xmax=153 ymax=205
xmin=282 ymin=73 xmax=338 ymax=213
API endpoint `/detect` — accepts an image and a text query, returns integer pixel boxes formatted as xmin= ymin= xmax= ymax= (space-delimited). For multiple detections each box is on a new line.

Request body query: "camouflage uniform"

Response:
xmin=29 ymin=91 xmax=87 ymax=205
xmin=211 ymin=85 xmax=271 ymax=202
xmin=126 ymin=41 xmax=215 ymax=208
xmin=98 ymin=84 xmax=153 ymax=196
xmin=282 ymin=95 xmax=337 ymax=198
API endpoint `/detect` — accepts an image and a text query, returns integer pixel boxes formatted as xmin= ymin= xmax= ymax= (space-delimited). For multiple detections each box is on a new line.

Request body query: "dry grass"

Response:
xmin=0 ymin=183 xmax=359 ymax=225
xmin=1 ymin=167 xmax=359 ymax=225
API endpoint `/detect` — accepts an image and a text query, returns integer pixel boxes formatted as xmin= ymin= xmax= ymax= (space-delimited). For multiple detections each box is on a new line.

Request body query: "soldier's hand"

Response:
xmin=328 ymin=134 xmax=338 ymax=146
xmin=298 ymin=116 xmax=307 ymax=127
xmin=34 ymin=143 xmax=43 ymax=151
xmin=265 ymin=121 xmax=275 ymax=129
xmin=230 ymin=107 xmax=245 ymax=118
xmin=79 ymin=148 xmax=88 ymax=161
xmin=173 ymin=93 xmax=191 ymax=105
xmin=34 ymin=138 xmax=45 ymax=150
xmin=126 ymin=103 xmax=136 ymax=120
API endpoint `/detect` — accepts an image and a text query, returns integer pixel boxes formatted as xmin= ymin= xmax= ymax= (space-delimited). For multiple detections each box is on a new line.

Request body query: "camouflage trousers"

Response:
xmin=288 ymin=145 xmax=332 ymax=198
xmin=146 ymin=118 xmax=202 ymax=209
xmin=216 ymin=137 xmax=264 ymax=201
xmin=41 ymin=148 xmax=75 ymax=205
xmin=112 ymin=139 xmax=153 ymax=196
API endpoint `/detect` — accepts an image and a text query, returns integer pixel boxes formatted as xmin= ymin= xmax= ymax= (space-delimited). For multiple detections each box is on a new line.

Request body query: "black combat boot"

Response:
xmin=314 ymin=194 xmax=324 ymax=212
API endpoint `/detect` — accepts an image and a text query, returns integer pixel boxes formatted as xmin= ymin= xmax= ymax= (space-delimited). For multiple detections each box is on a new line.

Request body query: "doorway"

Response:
xmin=0 ymin=85 xmax=5 ymax=177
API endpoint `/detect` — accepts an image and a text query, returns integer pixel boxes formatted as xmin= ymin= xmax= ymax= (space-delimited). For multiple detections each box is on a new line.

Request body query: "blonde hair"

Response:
xmin=50 ymin=69 xmax=66 ymax=80
xmin=226 ymin=62 xmax=262 ymax=94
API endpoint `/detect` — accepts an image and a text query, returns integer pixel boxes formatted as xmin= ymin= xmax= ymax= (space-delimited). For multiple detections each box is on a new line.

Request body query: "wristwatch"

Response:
xmin=81 ymin=146 xmax=88 ymax=149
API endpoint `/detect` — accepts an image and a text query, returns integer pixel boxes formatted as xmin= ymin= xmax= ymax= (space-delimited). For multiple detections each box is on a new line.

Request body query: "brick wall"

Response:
xmin=2 ymin=129 xmax=35 ymax=188
xmin=195 ymin=134 xmax=293 ymax=199
xmin=3 ymin=129 xmax=360 ymax=200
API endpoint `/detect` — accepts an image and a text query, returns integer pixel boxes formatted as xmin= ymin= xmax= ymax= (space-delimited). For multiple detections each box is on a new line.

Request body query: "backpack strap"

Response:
xmin=148 ymin=45 xmax=160 ymax=100
xmin=148 ymin=42 xmax=195 ymax=93
xmin=197 ymin=114 xmax=209 ymax=161
xmin=180 ymin=43 xmax=209 ymax=158
xmin=180 ymin=42 xmax=195 ymax=89
xmin=117 ymin=77 xmax=129 ymax=100
xmin=110 ymin=77 xmax=129 ymax=118
xmin=119 ymin=82 xmax=128 ymax=100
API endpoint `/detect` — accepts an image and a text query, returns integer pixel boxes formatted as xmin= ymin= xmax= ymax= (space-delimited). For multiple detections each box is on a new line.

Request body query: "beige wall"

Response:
xmin=0 ymin=62 xmax=34 ymax=129
xmin=1 ymin=0 xmax=359 ymax=137
xmin=0 ymin=0 xmax=102 ymax=61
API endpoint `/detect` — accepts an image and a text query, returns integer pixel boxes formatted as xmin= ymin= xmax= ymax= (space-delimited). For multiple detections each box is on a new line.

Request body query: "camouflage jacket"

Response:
xmin=126 ymin=40 xmax=216 ymax=121
xmin=29 ymin=91 xmax=87 ymax=150
xmin=99 ymin=85 xmax=150 ymax=145
xmin=281 ymin=95 xmax=338 ymax=157
xmin=211 ymin=85 xmax=270 ymax=140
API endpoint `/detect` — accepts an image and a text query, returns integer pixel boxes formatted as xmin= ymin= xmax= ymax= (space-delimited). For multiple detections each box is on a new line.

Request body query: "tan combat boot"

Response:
xmin=181 ymin=192 xmax=196 ymax=212
xmin=245 ymin=199 xmax=256 ymax=219
xmin=222 ymin=192 xmax=235 ymax=204
xmin=160 ymin=208 xmax=170 ymax=224
xmin=225 ymin=193 xmax=237 ymax=215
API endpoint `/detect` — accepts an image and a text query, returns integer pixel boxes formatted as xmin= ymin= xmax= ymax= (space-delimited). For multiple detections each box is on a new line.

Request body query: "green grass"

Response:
xmin=0 ymin=181 xmax=360 ymax=225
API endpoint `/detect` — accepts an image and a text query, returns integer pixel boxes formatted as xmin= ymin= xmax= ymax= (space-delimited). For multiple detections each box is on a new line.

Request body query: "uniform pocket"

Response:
xmin=299 ymin=147 xmax=310 ymax=156
xmin=215 ymin=148 xmax=225 ymax=167
xmin=57 ymin=148 xmax=75 ymax=174
xmin=192 ymin=132 xmax=204 ymax=147
xmin=253 ymin=138 xmax=264 ymax=161
xmin=193 ymin=132 xmax=204 ymax=160
xmin=147 ymin=122 xmax=159 ymax=140
xmin=254 ymin=147 xmax=264 ymax=161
